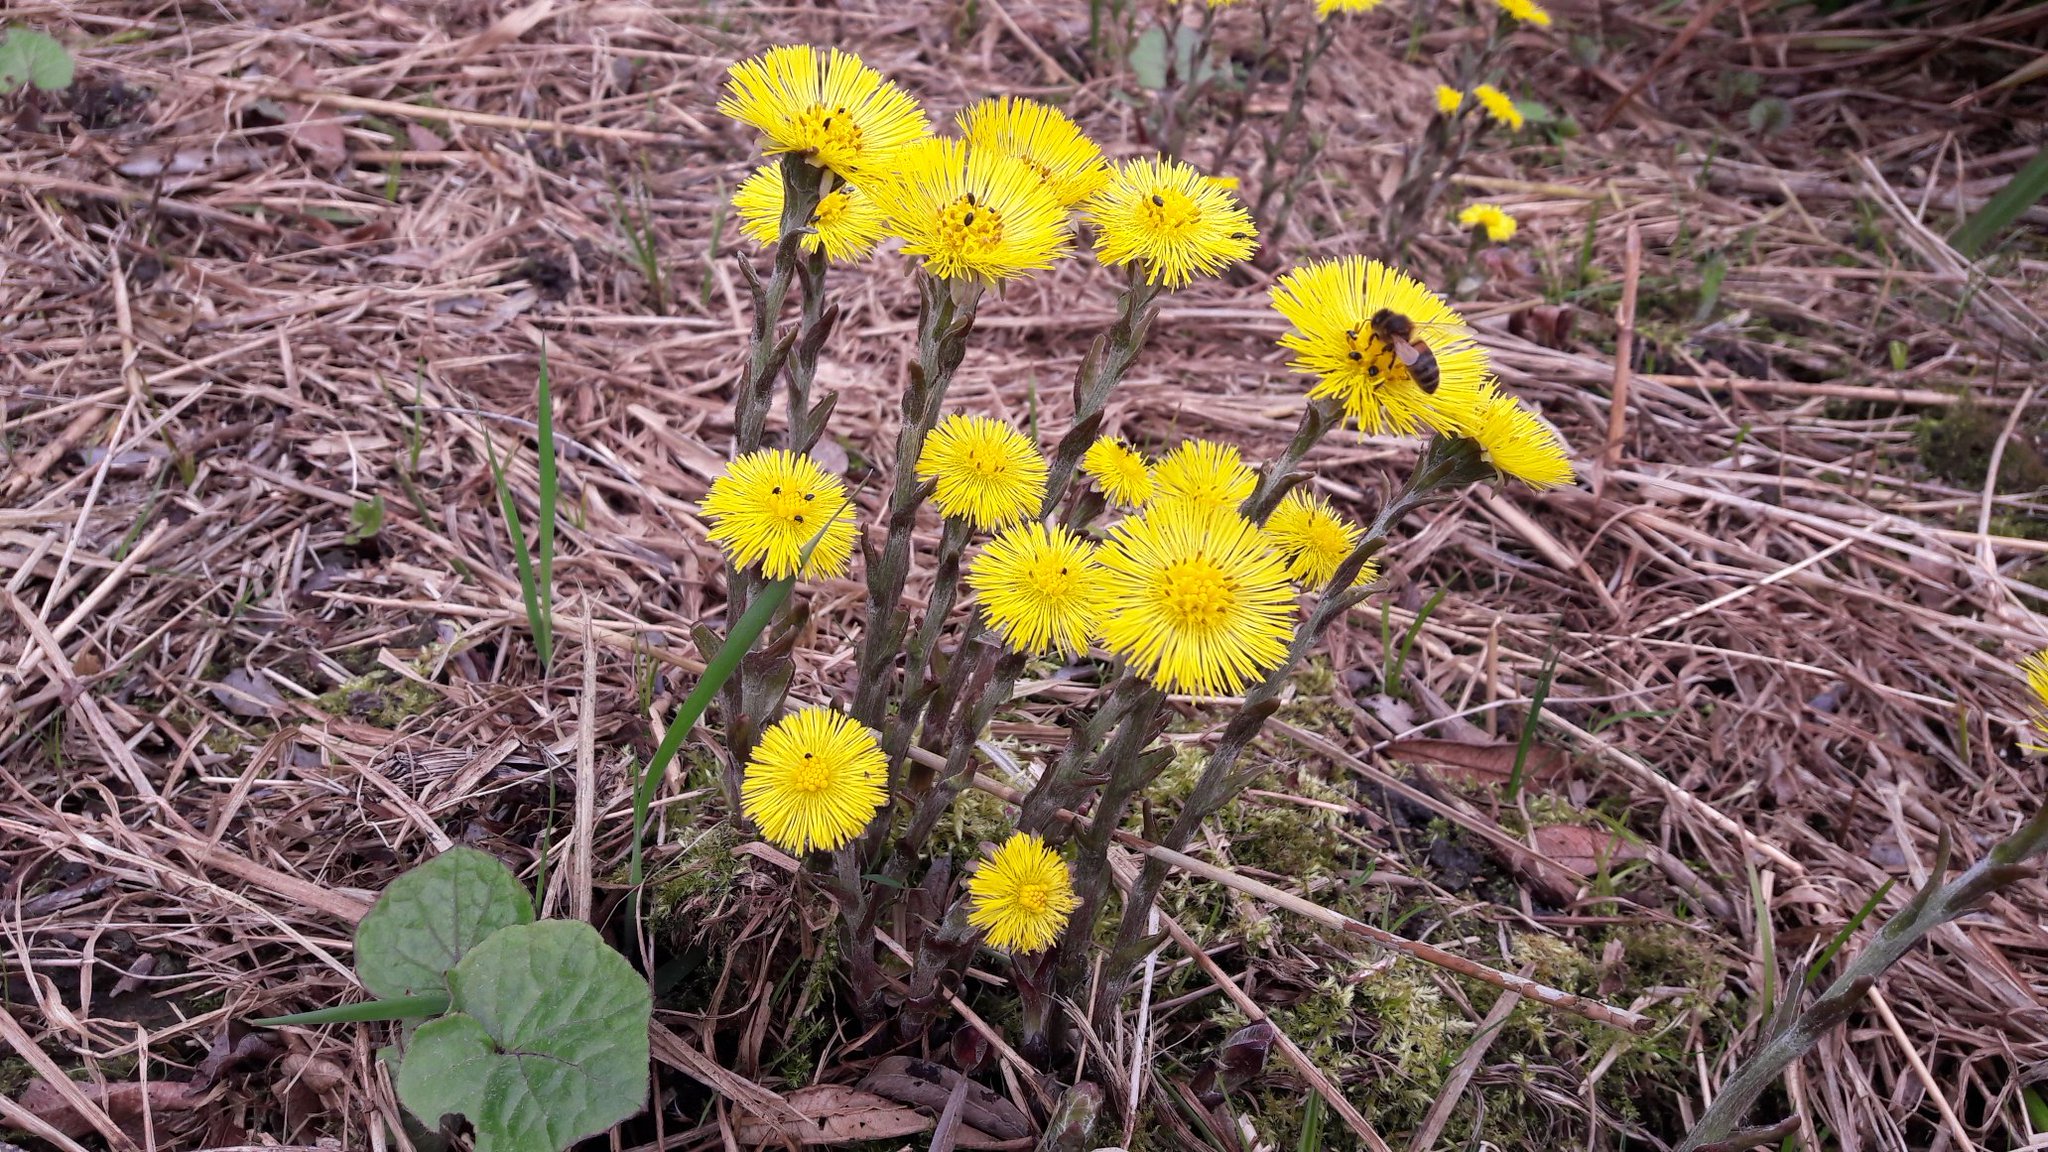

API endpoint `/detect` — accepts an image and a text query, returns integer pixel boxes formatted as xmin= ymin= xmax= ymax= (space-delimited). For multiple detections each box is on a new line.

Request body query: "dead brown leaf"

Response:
xmin=1532 ymin=824 xmax=1645 ymax=876
xmin=281 ymin=63 xmax=348 ymax=169
xmin=1386 ymin=738 xmax=1569 ymax=787
xmin=18 ymin=1079 xmax=206 ymax=1139
xmin=729 ymin=1083 xmax=1013 ymax=1147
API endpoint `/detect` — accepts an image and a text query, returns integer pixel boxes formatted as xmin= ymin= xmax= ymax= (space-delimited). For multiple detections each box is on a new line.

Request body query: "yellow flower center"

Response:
xmin=789 ymin=752 xmax=833 ymax=794
xmin=794 ymin=102 xmax=864 ymax=158
xmin=937 ymin=194 xmax=1006 ymax=262
xmin=1343 ymin=327 xmax=1413 ymax=388
xmin=1023 ymin=553 xmax=1081 ymax=602
xmin=1014 ymin=878 xmax=1052 ymax=913
xmin=1159 ymin=556 xmax=1237 ymax=631
xmin=1303 ymin=520 xmax=1349 ymax=561
xmin=814 ymin=189 xmax=855 ymax=229
xmin=1140 ymin=186 xmax=1200 ymax=235
xmin=960 ymin=438 xmax=1013 ymax=479
xmin=763 ymin=483 xmax=818 ymax=530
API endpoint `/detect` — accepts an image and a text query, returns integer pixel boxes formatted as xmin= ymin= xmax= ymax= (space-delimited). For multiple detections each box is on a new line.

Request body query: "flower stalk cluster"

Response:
xmin=689 ymin=41 xmax=1577 ymax=1054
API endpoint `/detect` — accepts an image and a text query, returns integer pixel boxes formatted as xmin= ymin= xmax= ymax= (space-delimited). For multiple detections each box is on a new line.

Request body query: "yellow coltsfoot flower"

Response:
xmin=1494 ymin=0 xmax=1553 ymax=26
xmin=1082 ymin=437 xmax=1154 ymax=507
xmin=1435 ymin=85 xmax=1465 ymax=115
xmin=1084 ymin=156 xmax=1258 ymax=288
xmin=1316 ymin=0 xmax=1386 ymax=17
xmin=1097 ymin=502 xmax=1296 ymax=696
xmin=1271 ymin=256 xmax=1491 ymax=438
xmin=1150 ymin=439 xmax=1256 ymax=515
xmin=967 ymin=833 xmax=1080 ymax=953
xmin=733 ymin=163 xmax=888 ymax=262
xmin=916 ymin=414 xmax=1050 ymax=531
xmin=700 ymin=449 xmax=858 ymax=580
xmin=957 ymin=96 xmax=1110 ymax=208
xmin=1461 ymin=386 xmax=1576 ymax=489
xmin=740 ymin=707 xmax=888 ymax=854
xmin=1457 ymin=203 xmax=1518 ymax=243
xmin=881 ymin=138 xmax=1073 ymax=284
xmin=1474 ymin=84 xmax=1526 ymax=131
xmin=2020 ymin=651 xmax=2048 ymax=747
xmin=1264 ymin=489 xmax=1378 ymax=588
xmin=719 ymin=46 xmax=930 ymax=185
xmin=967 ymin=523 xmax=1108 ymax=658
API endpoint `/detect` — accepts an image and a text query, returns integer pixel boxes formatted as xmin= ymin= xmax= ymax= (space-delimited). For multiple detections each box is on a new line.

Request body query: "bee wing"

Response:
xmin=1390 ymin=338 xmax=1424 ymax=367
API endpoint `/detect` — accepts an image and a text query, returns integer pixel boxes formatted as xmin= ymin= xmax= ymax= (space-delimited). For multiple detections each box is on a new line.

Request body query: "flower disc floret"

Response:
xmin=1271 ymin=256 xmax=1491 ymax=437
xmin=967 ymin=833 xmax=1079 ymax=953
xmin=882 ymin=138 xmax=1073 ymax=283
xmin=916 ymin=414 xmax=1050 ymax=530
xmin=1457 ymin=203 xmax=1518 ymax=243
xmin=1085 ymin=157 xmax=1258 ymax=287
xmin=957 ymin=96 xmax=1109 ymax=208
xmin=740 ymin=707 xmax=888 ymax=853
xmin=700 ymin=449 xmax=858 ymax=579
xmin=1083 ymin=437 xmax=1154 ymax=507
xmin=1150 ymin=439 xmax=1256 ymax=514
xmin=967 ymin=524 xmax=1108 ymax=658
xmin=1474 ymin=84 xmax=1525 ymax=131
xmin=1461 ymin=386 xmax=1575 ymax=489
xmin=1097 ymin=503 xmax=1296 ymax=696
xmin=1264 ymin=489 xmax=1377 ymax=588
xmin=733 ymin=164 xmax=887 ymax=262
xmin=718 ymin=46 xmax=930 ymax=184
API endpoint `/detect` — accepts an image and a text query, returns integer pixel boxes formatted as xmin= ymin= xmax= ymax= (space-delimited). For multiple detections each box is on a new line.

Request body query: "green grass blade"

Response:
xmin=1805 ymin=878 xmax=1893 ymax=986
xmin=1952 ymin=147 xmax=2048 ymax=258
xmin=534 ymin=342 xmax=557 ymax=669
xmin=1386 ymin=585 xmax=1449 ymax=695
xmin=253 ymin=993 xmax=451 ymax=1027
xmin=1505 ymin=643 xmax=1560 ymax=803
xmin=484 ymin=424 xmax=551 ymax=668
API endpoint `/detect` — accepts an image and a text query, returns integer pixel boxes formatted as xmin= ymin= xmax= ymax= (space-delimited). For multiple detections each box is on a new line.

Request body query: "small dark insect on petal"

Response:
xmin=804 ymin=492 xmax=816 ymax=500
xmin=1152 ymin=194 xmax=1165 ymax=207
xmin=1348 ymin=351 xmax=1362 ymax=361
xmin=964 ymin=212 xmax=976 ymax=227
xmin=794 ymin=514 xmax=805 ymax=523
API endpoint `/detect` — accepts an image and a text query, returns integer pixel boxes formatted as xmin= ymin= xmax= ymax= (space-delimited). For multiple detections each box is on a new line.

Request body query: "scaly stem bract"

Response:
xmin=732 ymin=156 xmax=825 ymax=457
xmin=1040 ymin=269 xmax=1163 ymax=516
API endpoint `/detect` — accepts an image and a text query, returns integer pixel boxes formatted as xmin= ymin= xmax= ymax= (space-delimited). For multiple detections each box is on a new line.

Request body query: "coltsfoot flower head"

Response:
xmin=1272 ymin=256 xmax=1491 ymax=437
xmin=1317 ymin=0 xmax=1386 ymax=18
xmin=967 ymin=523 xmax=1108 ymax=657
xmin=1435 ymin=86 xmax=1465 ymax=115
xmin=1494 ymin=0 xmax=1553 ymax=25
xmin=917 ymin=413 xmax=1050 ymax=530
xmin=1264 ymin=489 xmax=1378 ymax=588
xmin=967 ymin=833 xmax=1079 ymax=953
xmin=958 ymin=96 xmax=1109 ymax=208
xmin=1098 ymin=502 xmax=1296 ymax=696
xmin=882 ymin=137 xmax=1073 ymax=284
xmin=1085 ymin=156 xmax=1258 ymax=288
xmin=1457 ymin=203 xmax=1518 ymax=243
xmin=740 ymin=707 xmax=888 ymax=853
xmin=700 ymin=449 xmax=858 ymax=579
xmin=2021 ymin=651 xmax=2048 ymax=745
xmin=733 ymin=163 xmax=887 ymax=262
xmin=1461 ymin=386 xmax=1575 ymax=489
xmin=719 ymin=46 xmax=930 ymax=184
xmin=1150 ymin=439 xmax=1256 ymax=514
xmin=1474 ymin=84 xmax=1526 ymax=131
xmin=1083 ymin=437 xmax=1154 ymax=507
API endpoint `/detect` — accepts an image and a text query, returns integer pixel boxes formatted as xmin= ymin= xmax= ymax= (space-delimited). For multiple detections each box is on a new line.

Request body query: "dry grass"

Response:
xmin=3 ymin=0 xmax=2047 ymax=1149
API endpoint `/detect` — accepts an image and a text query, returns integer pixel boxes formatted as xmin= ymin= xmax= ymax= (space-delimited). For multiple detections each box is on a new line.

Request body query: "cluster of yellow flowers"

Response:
xmin=701 ymin=44 xmax=1575 ymax=955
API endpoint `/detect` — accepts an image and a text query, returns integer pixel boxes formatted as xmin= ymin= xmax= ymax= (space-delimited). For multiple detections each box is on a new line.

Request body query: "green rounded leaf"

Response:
xmin=356 ymin=847 xmax=534 ymax=999
xmin=396 ymin=921 xmax=651 ymax=1152
xmin=0 ymin=28 xmax=75 ymax=92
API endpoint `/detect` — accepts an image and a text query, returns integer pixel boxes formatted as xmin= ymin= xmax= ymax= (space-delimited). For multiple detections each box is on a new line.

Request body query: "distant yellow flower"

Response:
xmin=917 ymin=414 xmax=1049 ymax=530
xmin=1151 ymin=439 xmax=1256 ymax=515
xmin=882 ymin=138 xmax=1073 ymax=283
xmin=732 ymin=164 xmax=887 ymax=262
xmin=740 ymin=707 xmax=887 ymax=853
xmin=1085 ymin=156 xmax=1258 ymax=288
xmin=1271 ymin=256 xmax=1491 ymax=437
xmin=1435 ymin=86 xmax=1465 ymax=115
xmin=1098 ymin=503 xmax=1296 ymax=696
xmin=1263 ymin=489 xmax=1378 ymax=588
xmin=1494 ymin=0 xmax=1553 ymax=25
xmin=1474 ymin=84 xmax=1525 ymax=131
xmin=719 ymin=45 xmax=930 ymax=184
xmin=1317 ymin=0 xmax=1385 ymax=17
xmin=1083 ymin=437 xmax=1154 ymax=507
xmin=700 ymin=449 xmax=858 ymax=580
xmin=1461 ymin=387 xmax=1575 ymax=489
xmin=2021 ymin=651 xmax=2048 ymax=744
xmin=1207 ymin=175 xmax=1241 ymax=191
xmin=967 ymin=833 xmax=1079 ymax=953
xmin=957 ymin=96 xmax=1109 ymax=208
xmin=967 ymin=523 xmax=1108 ymax=657
xmin=1457 ymin=203 xmax=1518 ymax=243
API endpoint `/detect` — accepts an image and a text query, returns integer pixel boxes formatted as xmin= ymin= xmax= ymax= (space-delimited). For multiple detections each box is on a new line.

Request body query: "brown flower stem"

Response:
xmin=733 ymin=156 xmax=823 ymax=458
xmin=852 ymin=274 xmax=981 ymax=731
xmin=883 ymin=516 xmax=974 ymax=785
xmin=786 ymin=244 xmax=838 ymax=454
xmin=897 ymin=891 xmax=980 ymax=1040
xmin=1251 ymin=18 xmax=1334 ymax=248
xmin=1016 ymin=671 xmax=1149 ymax=837
xmin=1053 ymin=686 xmax=1169 ymax=982
xmin=1239 ymin=395 xmax=1345 ymax=524
xmin=1040 ymin=270 xmax=1162 ymax=517
xmin=1094 ymin=440 xmax=1484 ymax=1023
